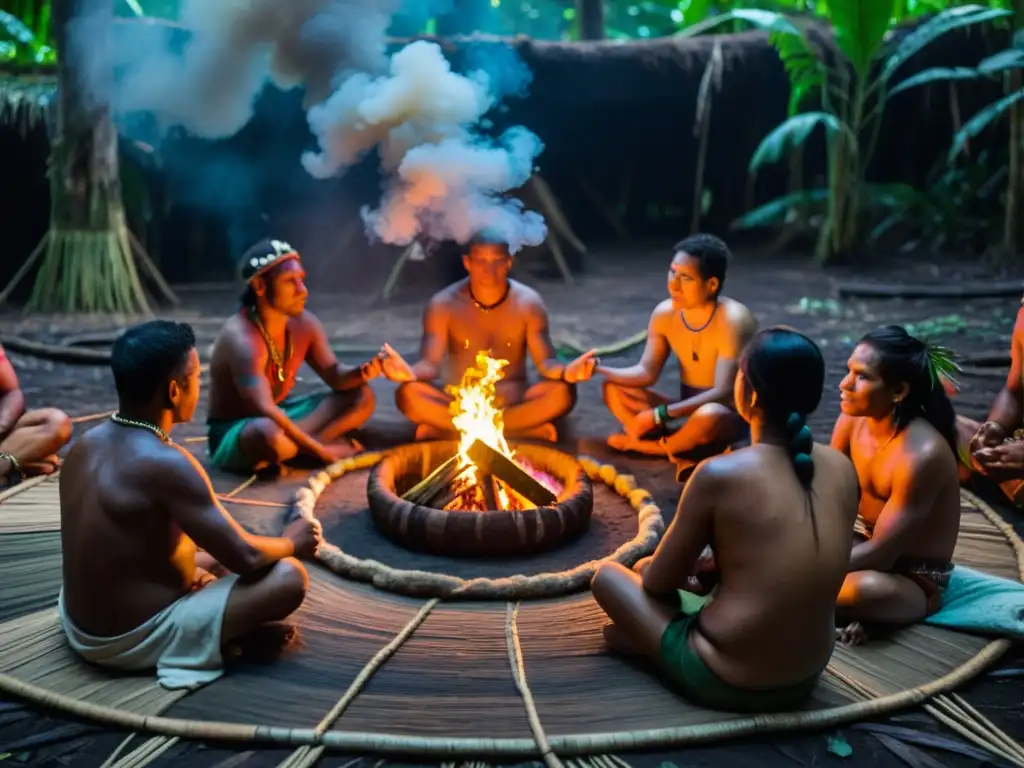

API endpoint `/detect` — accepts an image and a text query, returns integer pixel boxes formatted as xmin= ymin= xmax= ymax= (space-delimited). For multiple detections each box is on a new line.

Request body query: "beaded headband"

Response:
xmin=240 ymin=239 xmax=300 ymax=284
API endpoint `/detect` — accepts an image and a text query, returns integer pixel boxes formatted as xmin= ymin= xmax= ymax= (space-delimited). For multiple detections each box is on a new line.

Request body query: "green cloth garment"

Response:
xmin=207 ymin=394 xmax=324 ymax=475
xmin=659 ymin=589 xmax=820 ymax=713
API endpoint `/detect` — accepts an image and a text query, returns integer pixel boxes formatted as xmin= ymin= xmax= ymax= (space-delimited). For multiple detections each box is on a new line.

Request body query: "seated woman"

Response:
xmin=591 ymin=327 xmax=859 ymax=713
xmin=831 ymin=326 xmax=962 ymax=646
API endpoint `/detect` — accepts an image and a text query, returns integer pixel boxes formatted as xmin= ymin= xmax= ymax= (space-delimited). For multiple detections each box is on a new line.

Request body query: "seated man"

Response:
xmin=394 ymin=238 xmax=597 ymax=442
xmin=207 ymin=238 xmax=413 ymax=474
xmin=598 ymin=234 xmax=756 ymax=475
xmin=957 ymin=301 xmax=1024 ymax=505
xmin=831 ymin=325 xmax=962 ymax=646
xmin=59 ymin=320 xmax=323 ymax=690
xmin=0 ymin=342 xmax=72 ymax=486
xmin=592 ymin=327 xmax=859 ymax=712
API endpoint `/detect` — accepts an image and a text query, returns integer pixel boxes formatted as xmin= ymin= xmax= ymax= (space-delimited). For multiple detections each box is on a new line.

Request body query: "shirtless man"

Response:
xmin=0 ymin=342 xmax=72 ymax=486
xmin=207 ymin=239 xmax=414 ymax=475
xmin=59 ymin=320 xmax=322 ymax=689
xmin=956 ymin=301 xmax=1024 ymax=506
xmin=831 ymin=325 xmax=962 ymax=646
xmin=394 ymin=239 xmax=598 ymax=442
xmin=592 ymin=327 xmax=858 ymax=712
xmin=599 ymin=234 xmax=757 ymax=474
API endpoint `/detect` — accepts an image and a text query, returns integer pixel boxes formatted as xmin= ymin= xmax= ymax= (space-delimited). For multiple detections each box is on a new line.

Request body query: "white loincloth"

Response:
xmin=58 ymin=574 xmax=240 ymax=691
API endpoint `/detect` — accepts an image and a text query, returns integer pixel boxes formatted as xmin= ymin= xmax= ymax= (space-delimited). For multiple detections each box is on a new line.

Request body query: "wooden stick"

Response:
xmin=0 ymin=232 xmax=47 ymax=307
xmin=402 ymin=454 xmax=466 ymax=506
xmin=467 ymin=440 xmax=556 ymax=507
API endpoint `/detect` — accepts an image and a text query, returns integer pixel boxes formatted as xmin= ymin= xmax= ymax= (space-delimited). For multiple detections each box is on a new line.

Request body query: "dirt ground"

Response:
xmin=2 ymin=241 xmax=1024 ymax=767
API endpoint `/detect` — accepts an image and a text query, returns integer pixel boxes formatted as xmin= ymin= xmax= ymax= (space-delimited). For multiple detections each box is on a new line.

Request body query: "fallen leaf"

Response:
xmin=827 ymin=734 xmax=854 ymax=758
xmin=871 ymin=732 xmax=950 ymax=768
xmin=852 ymin=724 xmax=994 ymax=762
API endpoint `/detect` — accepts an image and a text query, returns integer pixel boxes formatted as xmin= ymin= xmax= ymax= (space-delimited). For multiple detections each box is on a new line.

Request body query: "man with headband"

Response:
xmin=206 ymin=239 xmax=414 ymax=474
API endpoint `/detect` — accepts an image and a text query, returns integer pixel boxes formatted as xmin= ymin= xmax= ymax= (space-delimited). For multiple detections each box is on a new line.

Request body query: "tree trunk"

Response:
xmin=26 ymin=0 xmax=150 ymax=314
xmin=1005 ymin=0 xmax=1024 ymax=256
xmin=576 ymin=0 xmax=604 ymax=41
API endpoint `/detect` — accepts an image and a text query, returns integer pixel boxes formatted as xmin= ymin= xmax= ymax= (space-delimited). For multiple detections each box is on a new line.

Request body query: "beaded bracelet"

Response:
xmin=653 ymin=403 xmax=671 ymax=426
xmin=0 ymin=452 xmax=23 ymax=480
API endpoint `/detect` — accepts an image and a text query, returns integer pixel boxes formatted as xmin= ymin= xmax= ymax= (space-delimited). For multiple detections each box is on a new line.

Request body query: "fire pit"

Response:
xmin=366 ymin=351 xmax=593 ymax=557
xmin=367 ymin=440 xmax=592 ymax=557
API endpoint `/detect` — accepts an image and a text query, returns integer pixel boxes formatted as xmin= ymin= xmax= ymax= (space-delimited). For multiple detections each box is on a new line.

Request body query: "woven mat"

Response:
xmin=0 ymin=446 xmax=1020 ymax=754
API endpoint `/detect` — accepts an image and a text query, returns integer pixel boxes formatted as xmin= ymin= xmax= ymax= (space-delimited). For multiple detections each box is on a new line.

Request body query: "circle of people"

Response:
xmin=2 ymin=233 xmax=1018 ymax=708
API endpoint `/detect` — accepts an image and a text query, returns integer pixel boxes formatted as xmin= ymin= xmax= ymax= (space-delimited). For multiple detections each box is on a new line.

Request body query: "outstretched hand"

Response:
xmin=563 ymin=349 xmax=599 ymax=383
xmin=378 ymin=343 xmax=416 ymax=383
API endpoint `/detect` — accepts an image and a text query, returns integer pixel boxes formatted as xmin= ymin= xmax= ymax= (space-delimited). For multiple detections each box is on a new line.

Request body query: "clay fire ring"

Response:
xmin=290 ymin=445 xmax=666 ymax=601
xmin=366 ymin=441 xmax=593 ymax=558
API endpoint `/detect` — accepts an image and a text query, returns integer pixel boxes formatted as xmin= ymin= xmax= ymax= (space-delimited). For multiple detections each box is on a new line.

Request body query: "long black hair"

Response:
xmin=858 ymin=325 xmax=958 ymax=457
xmin=740 ymin=326 xmax=826 ymax=543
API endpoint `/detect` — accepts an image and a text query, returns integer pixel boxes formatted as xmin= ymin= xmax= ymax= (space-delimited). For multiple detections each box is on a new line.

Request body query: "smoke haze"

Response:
xmin=89 ymin=0 xmax=547 ymax=253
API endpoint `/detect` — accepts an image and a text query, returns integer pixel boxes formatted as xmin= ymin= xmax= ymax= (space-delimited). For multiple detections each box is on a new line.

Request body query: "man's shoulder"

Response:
xmin=899 ymin=421 xmax=956 ymax=471
xmin=510 ymin=280 xmax=547 ymax=312
xmin=719 ymin=296 xmax=756 ymax=329
xmin=428 ymin=281 xmax=467 ymax=309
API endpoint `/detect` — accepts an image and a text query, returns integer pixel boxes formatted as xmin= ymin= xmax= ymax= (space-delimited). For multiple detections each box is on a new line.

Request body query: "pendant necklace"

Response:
xmin=680 ymin=303 xmax=718 ymax=362
xmin=110 ymin=413 xmax=174 ymax=445
xmin=248 ymin=308 xmax=293 ymax=390
xmin=468 ymin=284 xmax=510 ymax=313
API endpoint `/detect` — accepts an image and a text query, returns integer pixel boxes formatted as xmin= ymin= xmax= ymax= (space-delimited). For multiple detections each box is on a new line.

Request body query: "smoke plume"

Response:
xmin=99 ymin=0 xmax=547 ymax=253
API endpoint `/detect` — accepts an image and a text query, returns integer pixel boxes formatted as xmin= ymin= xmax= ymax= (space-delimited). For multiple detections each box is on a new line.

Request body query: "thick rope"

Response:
xmin=505 ymin=601 xmax=563 ymax=768
xmin=276 ymin=599 xmax=442 ymax=767
xmin=296 ymin=450 xmax=665 ymax=601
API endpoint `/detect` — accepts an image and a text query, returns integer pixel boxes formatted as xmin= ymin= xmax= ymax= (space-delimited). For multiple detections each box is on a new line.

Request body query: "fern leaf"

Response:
xmin=949 ymin=88 xmax=1024 ymax=162
xmin=750 ymin=112 xmax=844 ymax=172
xmin=731 ymin=189 xmax=831 ymax=230
xmin=880 ymin=5 xmax=1014 ymax=84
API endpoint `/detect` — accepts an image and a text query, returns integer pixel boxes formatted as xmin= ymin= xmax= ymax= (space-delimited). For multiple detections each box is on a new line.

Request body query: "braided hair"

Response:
xmin=740 ymin=327 xmax=826 ymax=543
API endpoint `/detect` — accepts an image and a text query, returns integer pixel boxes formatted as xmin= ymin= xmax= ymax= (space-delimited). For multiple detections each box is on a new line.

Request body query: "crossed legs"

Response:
xmin=194 ymin=552 xmax=310 ymax=652
xmin=834 ymin=570 xmax=930 ymax=646
xmin=0 ymin=407 xmax=73 ymax=480
xmin=395 ymin=379 xmax=576 ymax=442
xmin=590 ymin=562 xmax=677 ymax=661
xmin=603 ymin=381 xmax=746 ymax=466
xmin=238 ymin=386 xmax=376 ymax=470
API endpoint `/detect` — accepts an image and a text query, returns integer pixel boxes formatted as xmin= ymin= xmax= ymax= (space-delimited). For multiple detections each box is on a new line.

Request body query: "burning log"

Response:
xmin=401 ymin=454 xmax=471 ymax=508
xmin=479 ymin=473 xmax=499 ymax=511
xmin=467 ymin=439 xmax=557 ymax=508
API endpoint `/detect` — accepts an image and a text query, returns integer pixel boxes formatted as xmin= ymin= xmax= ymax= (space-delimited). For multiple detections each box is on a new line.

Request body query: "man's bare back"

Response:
xmin=61 ymin=423 xmax=205 ymax=636
xmin=687 ymin=443 xmax=858 ymax=687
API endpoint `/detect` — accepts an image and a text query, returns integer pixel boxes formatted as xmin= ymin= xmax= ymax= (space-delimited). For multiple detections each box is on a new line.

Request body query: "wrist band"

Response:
xmin=653 ymin=404 xmax=670 ymax=426
xmin=0 ymin=452 xmax=23 ymax=480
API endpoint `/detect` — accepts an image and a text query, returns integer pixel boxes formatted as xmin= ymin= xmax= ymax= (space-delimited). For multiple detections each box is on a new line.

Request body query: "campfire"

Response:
xmin=401 ymin=351 xmax=564 ymax=511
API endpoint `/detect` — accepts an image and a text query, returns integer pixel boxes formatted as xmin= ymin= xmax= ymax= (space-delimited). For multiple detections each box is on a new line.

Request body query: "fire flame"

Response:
xmin=442 ymin=350 xmax=560 ymax=511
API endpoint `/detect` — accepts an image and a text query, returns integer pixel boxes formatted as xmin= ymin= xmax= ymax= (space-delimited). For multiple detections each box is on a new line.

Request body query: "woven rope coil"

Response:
xmin=290 ymin=446 xmax=666 ymax=600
